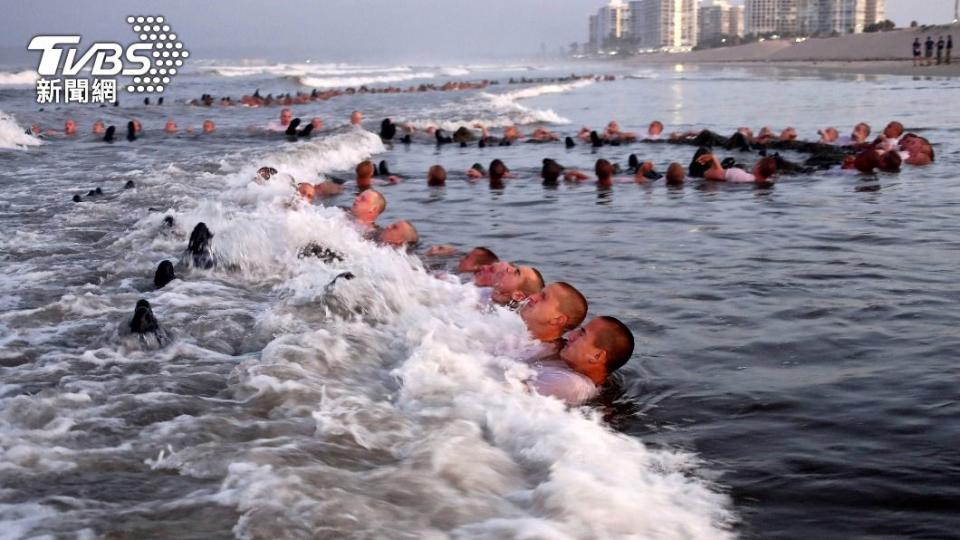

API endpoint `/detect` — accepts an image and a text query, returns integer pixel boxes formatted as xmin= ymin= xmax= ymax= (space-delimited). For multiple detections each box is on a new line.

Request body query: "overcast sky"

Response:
xmin=2 ymin=0 xmax=955 ymax=63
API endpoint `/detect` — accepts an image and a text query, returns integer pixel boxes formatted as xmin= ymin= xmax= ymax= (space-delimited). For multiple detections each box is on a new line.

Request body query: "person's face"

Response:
xmin=92 ymin=121 xmax=105 ymax=134
xmin=900 ymin=137 xmax=920 ymax=153
xmin=473 ymin=264 xmax=496 ymax=286
xmin=203 ymin=121 xmax=215 ymax=133
xmin=64 ymin=120 xmax=77 ymax=134
xmin=133 ymin=120 xmax=142 ymax=133
xmin=853 ymin=124 xmax=869 ymax=142
xmin=560 ymin=319 xmax=608 ymax=373
xmin=164 ymin=121 xmax=176 ymax=133
xmin=380 ymin=222 xmax=412 ymax=246
xmin=519 ymin=284 xmax=565 ymax=332
xmin=781 ymin=128 xmax=797 ymax=141
xmin=311 ymin=118 xmax=323 ymax=130
xmin=883 ymin=123 xmax=900 ymax=139
xmin=492 ymin=262 xmax=524 ymax=295
xmin=458 ymin=251 xmax=483 ymax=273
xmin=352 ymin=191 xmax=382 ymax=222
xmin=351 ymin=111 xmax=363 ymax=125
xmin=297 ymin=183 xmax=315 ymax=201
xmin=280 ymin=109 xmax=292 ymax=125
xmin=648 ymin=122 xmax=663 ymax=135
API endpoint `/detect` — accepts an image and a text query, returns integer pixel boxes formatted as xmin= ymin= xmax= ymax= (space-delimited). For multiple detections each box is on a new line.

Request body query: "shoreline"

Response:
xmin=619 ymin=22 xmax=960 ymax=77
xmin=679 ymin=60 xmax=960 ymax=77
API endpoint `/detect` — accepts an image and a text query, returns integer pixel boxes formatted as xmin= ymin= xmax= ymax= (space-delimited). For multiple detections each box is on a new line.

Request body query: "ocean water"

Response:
xmin=0 ymin=61 xmax=958 ymax=539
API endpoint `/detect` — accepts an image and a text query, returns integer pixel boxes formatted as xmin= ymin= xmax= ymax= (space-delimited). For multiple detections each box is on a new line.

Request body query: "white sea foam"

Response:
xmin=100 ymin=129 xmax=733 ymax=538
xmin=0 ymin=111 xmax=41 ymax=150
xmin=206 ymin=63 xmax=413 ymax=78
xmin=0 ymin=70 xmax=38 ymax=86
xmin=0 ymin=113 xmax=731 ymax=538
xmin=487 ymin=79 xmax=596 ymax=102
xmin=396 ymin=80 xmax=591 ymax=131
xmin=440 ymin=67 xmax=471 ymax=77
xmin=297 ymin=71 xmax=436 ymax=88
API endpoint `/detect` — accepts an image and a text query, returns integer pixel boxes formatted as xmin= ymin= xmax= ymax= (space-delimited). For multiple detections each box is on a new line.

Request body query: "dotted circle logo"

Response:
xmin=124 ymin=15 xmax=188 ymax=94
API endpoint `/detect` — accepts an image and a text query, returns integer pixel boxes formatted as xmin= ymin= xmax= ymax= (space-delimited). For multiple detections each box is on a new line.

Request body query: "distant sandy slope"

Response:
xmin=624 ymin=23 xmax=960 ymax=76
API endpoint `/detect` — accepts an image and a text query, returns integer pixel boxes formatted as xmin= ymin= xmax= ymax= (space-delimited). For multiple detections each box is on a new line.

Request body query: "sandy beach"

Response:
xmin=626 ymin=23 xmax=960 ymax=76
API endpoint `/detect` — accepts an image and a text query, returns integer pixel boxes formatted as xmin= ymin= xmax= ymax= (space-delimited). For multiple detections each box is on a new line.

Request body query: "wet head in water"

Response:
xmin=542 ymin=159 xmax=563 ymax=185
xmin=560 ymin=316 xmax=635 ymax=386
xmin=520 ymin=282 xmax=588 ymax=343
xmin=351 ymin=189 xmax=386 ymax=225
xmin=882 ymin=121 xmax=904 ymax=140
xmin=202 ymin=120 xmax=216 ymax=134
xmin=356 ymin=160 xmax=376 ymax=190
xmin=490 ymin=262 xmax=545 ymax=305
xmin=594 ymin=159 xmax=614 ymax=187
xmin=648 ymin=120 xmax=664 ymax=138
xmin=376 ymin=220 xmax=418 ymax=247
xmin=489 ymin=159 xmax=508 ymax=187
xmin=665 ymin=163 xmax=686 ymax=186
xmin=458 ymin=247 xmax=498 ymax=273
xmin=164 ymin=120 xmax=177 ymax=134
xmin=427 ymin=165 xmax=447 ymax=187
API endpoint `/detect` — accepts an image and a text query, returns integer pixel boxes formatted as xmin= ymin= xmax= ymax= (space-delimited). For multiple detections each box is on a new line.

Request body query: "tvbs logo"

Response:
xmin=28 ymin=15 xmax=188 ymax=102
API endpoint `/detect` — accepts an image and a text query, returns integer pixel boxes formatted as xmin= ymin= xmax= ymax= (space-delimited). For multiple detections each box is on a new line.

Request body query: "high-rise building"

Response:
xmin=588 ymin=14 xmax=600 ymax=52
xmin=629 ymin=0 xmax=699 ymax=51
xmin=598 ymin=0 xmax=632 ymax=46
xmin=730 ymin=5 xmax=745 ymax=36
xmin=797 ymin=0 xmax=886 ymax=35
xmin=699 ymin=1 xmax=731 ymax=44
xmin=698 ymin=0 xmax=745 ymax=45
xmin=864 ymin=0 xmax=886 ymax=25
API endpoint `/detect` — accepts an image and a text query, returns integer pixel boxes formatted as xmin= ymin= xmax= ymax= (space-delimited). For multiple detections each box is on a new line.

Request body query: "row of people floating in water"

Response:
xmin=127 ymin=174 xmax=632 ymax=405
xmin=26 ymin=105 xmax=935 ymax=171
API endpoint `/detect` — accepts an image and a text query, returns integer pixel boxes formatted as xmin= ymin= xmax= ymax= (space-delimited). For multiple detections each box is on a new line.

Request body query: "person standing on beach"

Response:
xmin=936 ymin=36 xmax=945 ymax=65
xmin=948 ymin=36 xmax=953 ymax=65
xmin=913 ymin=38 xmax=922 ymax=66
xmin=925 ymin=36 xmax=935 ymax=66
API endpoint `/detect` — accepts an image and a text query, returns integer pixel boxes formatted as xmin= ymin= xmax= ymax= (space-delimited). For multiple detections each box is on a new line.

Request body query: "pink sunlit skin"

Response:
xmin=351 ymin=189 xmax=386 ymax=226
xmin=647 ymin=120 xmax=664 ymax=138
xmin=376 ymin=220 xmax=418 ymax=247
xmin=489 ymin=263 xmax=544 ymax=305
xmin=297 ymin=182 xmax=316 ymax=202
xmin=92 ymin=121 xmax=105 ymax=135
xmin=202 ymin=120 xmax=215 ymax=134
xmin=458 ymin=247 xmax=498 ymax=274
xmin=63 ymin=119 xmax=77 ymax=136
xmin=164 ymin=120 xmax=177 ymax=134
xmin=350 ymin=110 xmax=363 ymax=126
xmin=519 ymin=282 xmax=588 ymax=343
xmin=280 ymin=108 xmax=293 ymax=127
xmin=560 ymin=317 xmax=634 ymax=386
xmin=699 ymin=154 xmax=778 ymax=185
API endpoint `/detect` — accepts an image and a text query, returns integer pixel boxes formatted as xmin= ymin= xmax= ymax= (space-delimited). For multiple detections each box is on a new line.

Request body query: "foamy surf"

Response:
xmin=297 ymin=71 xmax=437 ymax=89
xmin=97 ymin=129 xmax=732 ymax=538
xmin=0 ymin=70 xmax=38 ymax=86
xmin=205 ymin=63 xmax=414 ymax=78
xmin=0 ymin=111 xmax=41 ymax=150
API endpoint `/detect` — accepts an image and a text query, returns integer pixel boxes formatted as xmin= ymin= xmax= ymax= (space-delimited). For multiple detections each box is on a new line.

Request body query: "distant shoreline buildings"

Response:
xmin=583 ymin=0 xmax=888 ymax=55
